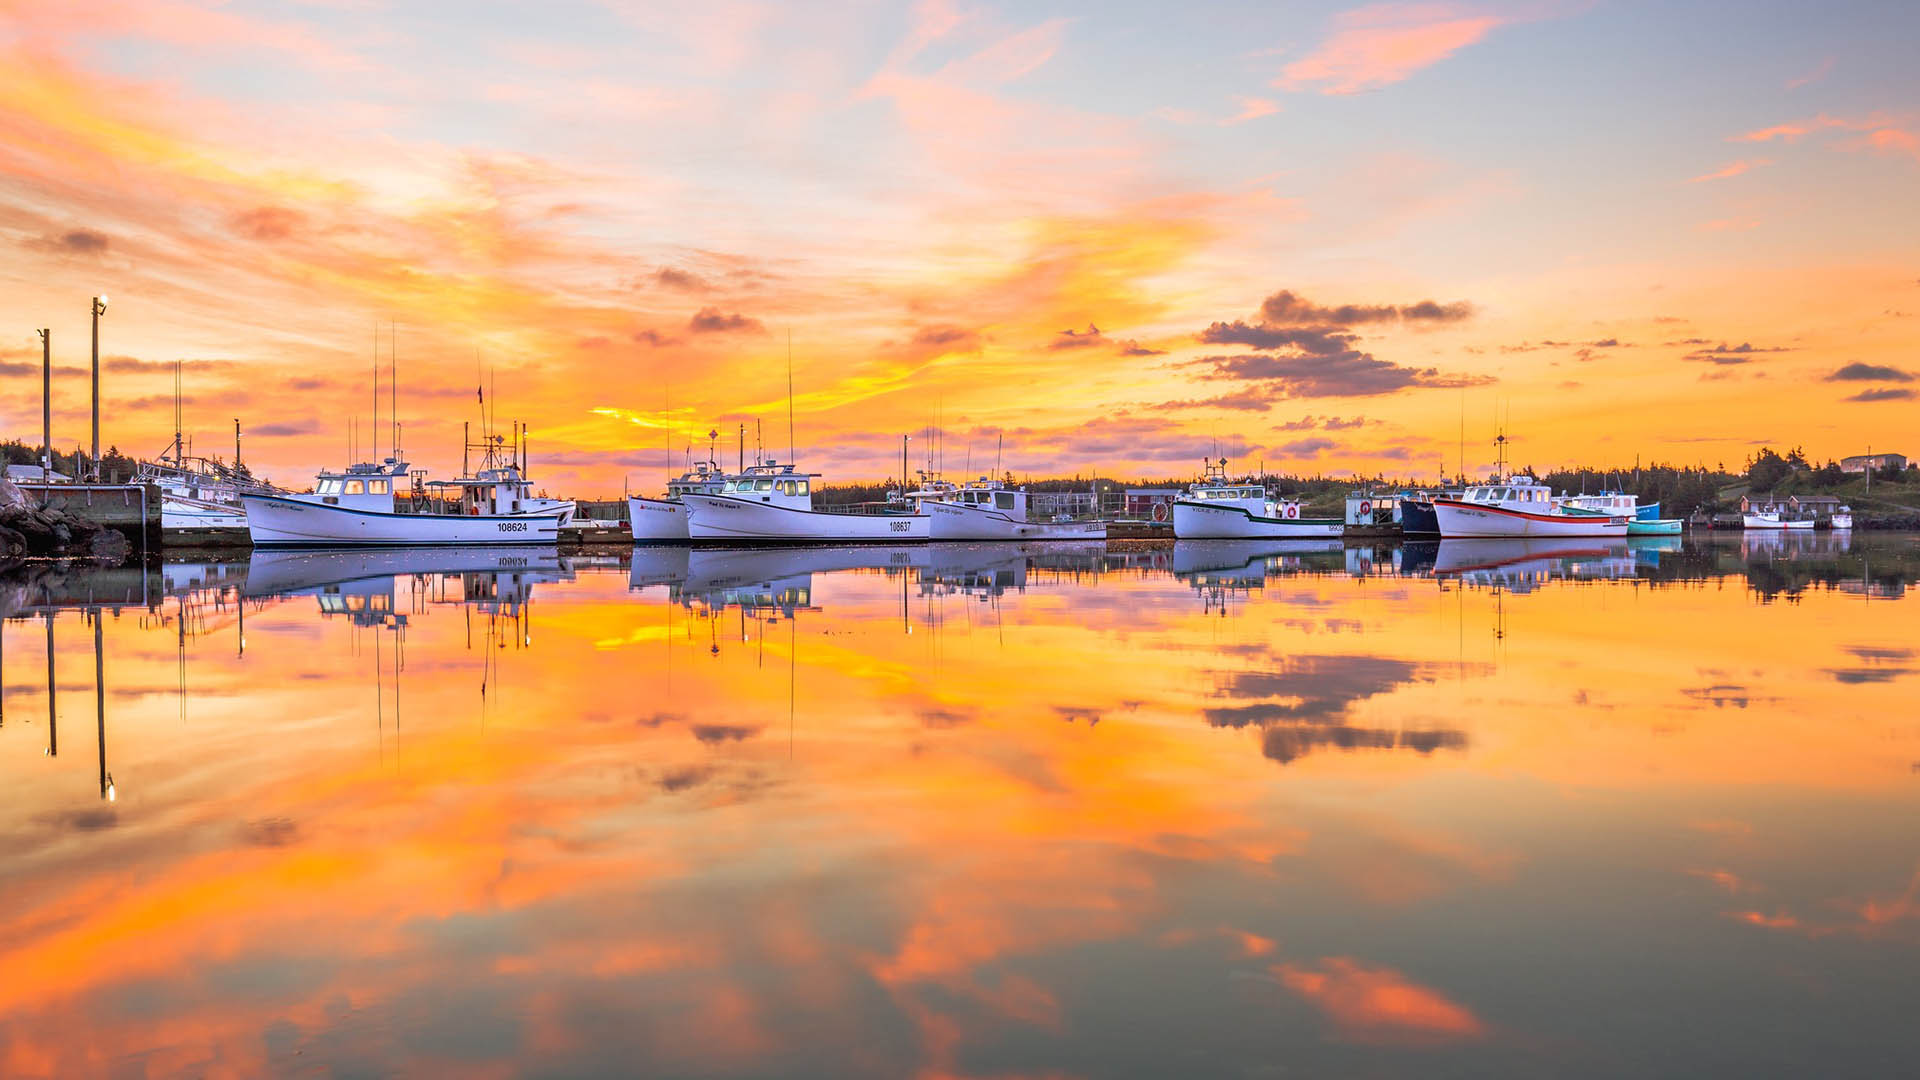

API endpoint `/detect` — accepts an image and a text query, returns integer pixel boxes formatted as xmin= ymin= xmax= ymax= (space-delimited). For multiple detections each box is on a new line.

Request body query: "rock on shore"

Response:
xmin=0 ymin=477 xmax=129 ymax=559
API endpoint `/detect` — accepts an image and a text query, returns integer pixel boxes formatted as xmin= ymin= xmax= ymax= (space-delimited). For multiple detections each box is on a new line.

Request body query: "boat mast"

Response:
xmin=786 ymin=331 xmax=795 ymax=466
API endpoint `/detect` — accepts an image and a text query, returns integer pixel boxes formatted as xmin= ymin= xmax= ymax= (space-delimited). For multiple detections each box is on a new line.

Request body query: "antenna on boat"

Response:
xmin=371 ymin=323 xmax=379 ymax=463
xmin=996 ymin=432 xmax=1003 ymax=479
xmin=172 ymin=359 xmax=183 ymax=467
xmin=786 ymin=330 xmax=795 ymax=466
xmin=390 ymin=320 xmax=398 ymax=461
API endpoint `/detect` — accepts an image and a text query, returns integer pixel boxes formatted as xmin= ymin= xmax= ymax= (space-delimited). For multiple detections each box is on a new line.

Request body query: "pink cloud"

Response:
xmin=1278 ymin=4 xmax=1508 ymax=95
xmin=1686 ymin=158 xmax=1768 ymax=183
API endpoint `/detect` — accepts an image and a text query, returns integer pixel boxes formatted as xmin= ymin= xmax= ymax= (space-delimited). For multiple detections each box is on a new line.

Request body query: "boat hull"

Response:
xmin=1742 ymin=513 xmax=1813 ymax=530
xmin=243 ymin=494 xmax=572 ymax=546
xmin=1171 ymin=501 xmax=1344 ymax=539
xmin=1626 ymin=518 xmax=1682 ymax=536
xmin=1398 ymin=498 xmax=1440 ymax=537
xmin=682 ymin=493 xmax=930 ymax=543
xmin=1432 ymin=500 xmax=1628 ymax=538
xmin=162 ymin=497 xmax=247 ymax=530
xmin=627 ymin=496 xmax=690 ymax=542
xmin=921 ymin=501 xmax=1106 ymax=540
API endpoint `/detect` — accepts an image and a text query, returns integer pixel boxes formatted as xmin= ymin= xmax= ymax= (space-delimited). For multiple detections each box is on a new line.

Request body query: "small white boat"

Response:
xmin=1433 ymin=475 xmax=1628 ymax=538
xmin=1171 ymin=459 xmax=1342 ymax=539
xmin=682 ymin=461 xmax=930 ymax=543
xmin=1831 ymin=507 xmax=1854 ymax=530
xmin=245 ymin=457 xmax=575 ymax=547
xmin=909 ymin=474 xmax=1106 ymax=540
xmin=1742 ymin=508 xmax=1814 ymax=530
xmin=138 ymin=456 xmax=264 ymax=530
xmin=628 ymin=459 xmax=729 ymax=543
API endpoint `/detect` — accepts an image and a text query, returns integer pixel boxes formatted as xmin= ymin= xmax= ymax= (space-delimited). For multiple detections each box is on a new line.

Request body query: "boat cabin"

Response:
xmin=304 ymin=460 xmax=411 ymax=512
xmin=912 ymin=475 xmax=1029 ymax=517
xmin=424 ymin=464 xmax=562 ymax=517
xmin=1559 ymin=491 xmax=1639 ymax=516
xmin=717 ymin=462 xmax=818 ymax=509
xmin=665 ymin=460 xmax=728 ymax=499
xmin=1457 ymin=475 xmax=1556 ymax=508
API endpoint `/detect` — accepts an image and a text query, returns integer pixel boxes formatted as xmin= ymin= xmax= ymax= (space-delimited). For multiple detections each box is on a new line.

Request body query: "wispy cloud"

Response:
xmin=1687 ymin=159 xmax=1769 ymax=183
xmin=1278 ymin=4 xmax=1510 ymax=95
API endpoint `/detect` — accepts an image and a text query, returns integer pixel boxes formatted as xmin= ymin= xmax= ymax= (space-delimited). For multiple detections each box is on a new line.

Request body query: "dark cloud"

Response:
xmin=1197 ymin=655 xmax=1468 ymax=766
xmin=691 ymin=724 xmax=760 ymax=743
xmin=240 ymin=817 xmax=300 ymax=846
xmin=1049 ymin=323 xmax=1105 ymax=349
xmin=1824 ymin=667 xmax=1912 ymax=684
xmin=919 ymin=706 xmax=973 ymax=728
xmin=1149 ymin=388 xmax=1278 ymax=412
xmin=103 ymin=355 xmax=235 ymax=374
xmin=657 ymin=765 xmax=714 ymax=792
xmin=911 ymin=324 xmax=982 ymax=351
xmin=1258 ymin=290 xmax=1471 ymax=326
xmin=287 ymin=377 xmax=330 ymax=391
xmin=653 ymin=266 xmax=710 ymax=291
xmin=252 ymin=419 xmax=322 ymax=437
xmin=1199 ymin=322 xmax=1357 ymax=353
xmin=1277 ymin=415 xmax=1368 ymax=431
xmin=1683 ymin=341 xmax=1792 ymax=364
xmin=1191 ymin=351 xmax=1491 ymax=398
xmin=1118 ymin=340 xmax=1165 ymax=356
xmin=1275 ymin=437 xmax=1337 ymax=457
xmin=688 ymin=307 xmax=765 ymax=335
xmin=1826 ymin=362 xmax=1913 ymax=382
xmin=1845 ymin=387 xmax=1915 ymax=402
xmin=230 ymin=206 xmax=305 ymax=242
xmin=633 ymin=329 xmax=682 ymax=347
xmin=30 ymin=229 xmax=109 ymax=255
xmin=1846 ymin=646 xmax=1915 ymax=661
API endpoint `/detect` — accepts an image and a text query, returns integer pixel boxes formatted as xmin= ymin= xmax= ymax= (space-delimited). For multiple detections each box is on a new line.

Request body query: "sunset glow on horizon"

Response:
xmin=1 ymin=1 xmax=1915 ymax=495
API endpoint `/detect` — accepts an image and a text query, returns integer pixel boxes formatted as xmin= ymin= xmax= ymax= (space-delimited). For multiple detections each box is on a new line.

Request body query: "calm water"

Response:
xmin=4 ymin=533 xmax=1918 ymax=1078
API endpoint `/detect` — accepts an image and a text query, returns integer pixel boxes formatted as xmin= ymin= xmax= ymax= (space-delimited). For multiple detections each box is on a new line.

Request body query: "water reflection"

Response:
xmin=1 ymin=535 xmax=1917 ymax=1077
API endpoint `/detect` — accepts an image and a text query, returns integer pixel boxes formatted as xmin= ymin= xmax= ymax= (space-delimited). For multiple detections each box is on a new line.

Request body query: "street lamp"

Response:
xmin=90 ymin=295 xmax=108 ymax=481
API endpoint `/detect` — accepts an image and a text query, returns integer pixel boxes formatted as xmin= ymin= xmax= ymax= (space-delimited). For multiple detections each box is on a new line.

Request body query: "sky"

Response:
xmin=0 ymin=0 xmax=1916 ymax=495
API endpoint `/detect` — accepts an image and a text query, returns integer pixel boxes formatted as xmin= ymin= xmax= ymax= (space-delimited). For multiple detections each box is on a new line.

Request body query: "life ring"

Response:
xmin=1358 ymin=499 xmax=1372 ymax=516
xmin=1285 ymin=504 xmax=1298 ymax=519
xmin=1151 ymin=502 xmax=1169 ymax=522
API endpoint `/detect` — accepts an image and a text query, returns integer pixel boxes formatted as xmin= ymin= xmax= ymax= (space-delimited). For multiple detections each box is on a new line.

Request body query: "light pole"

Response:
xmin=35 ymin=328 xmax=51 ymax=484
xmin=90 ymin=295 xmax=108 ymax=481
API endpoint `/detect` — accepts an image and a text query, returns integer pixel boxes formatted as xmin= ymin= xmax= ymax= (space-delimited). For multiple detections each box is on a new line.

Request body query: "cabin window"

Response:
xmin=368 ymin=479 xmax=390 ymax=495
xmin=795 ymin=479 xmax=809 ymax=496
xmin=756 ymin=479 xmax=773 ymax=492
xmin=777 ymin=480 xmax=795 ymax=495
xmin=344 ymin=480 xmax=366 ymax=495
xmin=996 ymin=492 xmax=1015 ymax=510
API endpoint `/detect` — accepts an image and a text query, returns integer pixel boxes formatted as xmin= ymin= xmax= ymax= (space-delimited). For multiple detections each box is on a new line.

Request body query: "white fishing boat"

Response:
xmin=137 ymin=410 xmax=274 ymax=530
xmin=1831 ymin=506 xmax=1853 ymax=530
xmin=244 ymin=448 xmax=575 ymax=547
xmin=682 ymin=461 xmax=930 ymax=543
xmin=1171 ymin=459 xmax=1342 ymax=539
xmin=908 ymin=474 xmax=1106 ymax=540
xmin=1741 ymin=504 xmax=1814 ymax=530
xmin=1432 ymin=475 xmax=1629 ymax=538
xmin=629 ymin=459 xmax=731 ymax=543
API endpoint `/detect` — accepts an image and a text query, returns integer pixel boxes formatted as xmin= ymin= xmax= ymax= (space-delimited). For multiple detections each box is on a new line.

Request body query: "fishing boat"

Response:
xmin=1399 ymin=498 xmax=1441 ymax=537
xmin=1559 ymin=491 xmax=1682 ymax=536
xmin=629 ymin=459 xmax=731 ymax=543
xmin=1831 ymin=506 xmax=1854 ymax=530
xmin=243 ymin=440 xmax=575 ymax=547
xmin=681 ymin=461 xmax=930 ymax=543
xmin=1171 ymin=459 xmax=1342 ymax=539
xmin=1432 ymin=475 xmax=1629 ymax=538
xmin=1741 ymin=500 xmax=1814 ymax=530
xmin=908 ymin=473 xmax=1106 ymax=540
xmin=137 ymin=456 xmax=259 ymax=530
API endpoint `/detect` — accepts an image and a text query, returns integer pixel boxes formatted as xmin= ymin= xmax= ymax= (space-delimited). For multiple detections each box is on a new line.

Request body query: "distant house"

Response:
xmin=1840 ymin=452 xmax=1906 ymax=473
xmin=2 ymin=463 xmax=69 ymax=483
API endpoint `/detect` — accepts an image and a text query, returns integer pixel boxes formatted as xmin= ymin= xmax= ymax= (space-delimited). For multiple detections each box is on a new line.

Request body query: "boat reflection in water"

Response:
xmin=1431 ymin=537 xmax=1638 ymax=591
xmin=4 ymin=535 xmax=1919 ymax=1078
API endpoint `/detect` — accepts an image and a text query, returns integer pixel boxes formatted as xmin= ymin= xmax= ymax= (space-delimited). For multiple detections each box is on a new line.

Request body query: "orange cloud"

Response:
xmin=1279 ymin=4 xmax=1508 ymax=95
xmin=1275 ymin=957 xmax=1486 ymax=1041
